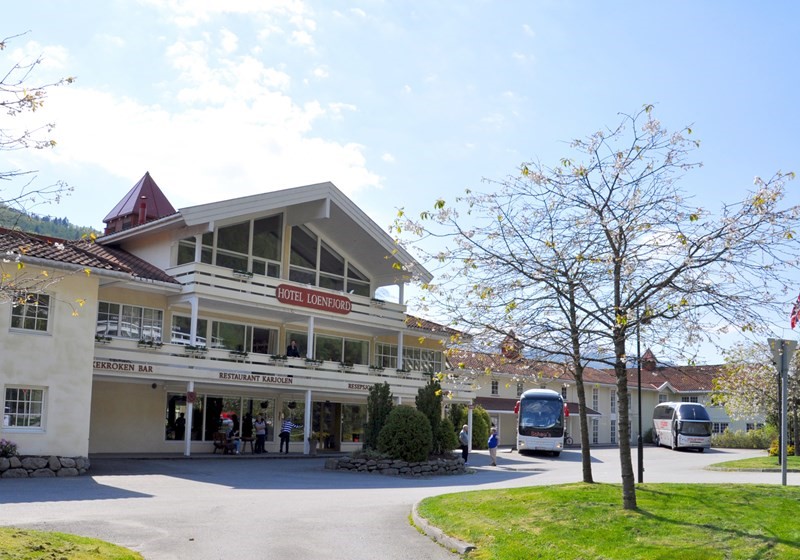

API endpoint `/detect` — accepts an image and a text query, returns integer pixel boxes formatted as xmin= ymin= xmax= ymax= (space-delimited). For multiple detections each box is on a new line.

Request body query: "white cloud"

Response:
xmin=328 ymin=102 xmax=357 ymax=120
xmin=402 ymin=84 xmax=412 ymax=94
xmin=350 ymin=8 xmax=367 ymax=19
xmin=33 ymin=85 xmax=381 ymax=204
xmin=219 ymin=29 xmax=239 ymax=54
xmin=522 ymin=24 xmax=535 ymax=37
xmin=381 ymin=153 xmax=395 ymax=163
xmin=138 ymin=0 xmax=312 ymax=28
xmin=97 ymin=34 xmax=126 ymax=48
xmin=290 ymin=30 xmax=314 ymax=48
xmin=313 ymin=66 xmax=329 ymax=79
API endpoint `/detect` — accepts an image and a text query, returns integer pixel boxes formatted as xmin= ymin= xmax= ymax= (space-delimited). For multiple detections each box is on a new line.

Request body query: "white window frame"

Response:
xmin=3 ymin=386 xmax=46 ymax=431
xmin=10 ymin=293 xmax=52 ymax=333
xmin=491 ymin=380 xmax=499 ymax=396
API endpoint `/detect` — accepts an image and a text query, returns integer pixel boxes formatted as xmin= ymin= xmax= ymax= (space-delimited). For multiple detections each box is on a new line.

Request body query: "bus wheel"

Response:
xmin=552 ymin=451 xmax=561 ymax=457
xmin=697 ymin=447 xmax=704 ymax=453
xmin=653 ymin=434 xmax=659 ymax=448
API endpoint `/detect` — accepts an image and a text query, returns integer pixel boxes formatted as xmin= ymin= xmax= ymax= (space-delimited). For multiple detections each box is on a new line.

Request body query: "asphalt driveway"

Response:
xmin=0 ymin=447 xmax=793 ymax=559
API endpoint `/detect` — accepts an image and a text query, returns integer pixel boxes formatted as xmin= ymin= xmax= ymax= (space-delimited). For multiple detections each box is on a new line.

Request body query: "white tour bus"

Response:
xmin=516 ymin=389 xmax=566 ymax=457
xmin=652 ymin=402 xmax=712 ymax=452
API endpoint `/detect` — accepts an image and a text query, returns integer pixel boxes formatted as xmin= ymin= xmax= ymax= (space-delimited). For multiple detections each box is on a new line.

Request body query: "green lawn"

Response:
xmin=709 ymin=454 xmax=800 ymax=471
xmin=416 ymin=483 xmax=800 ymax=559
xmin=0 ymin=528 xmax=142 ymax=560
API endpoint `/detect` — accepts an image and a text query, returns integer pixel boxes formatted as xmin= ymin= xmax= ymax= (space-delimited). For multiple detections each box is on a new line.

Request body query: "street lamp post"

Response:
xmin=636 ymin=306 xmax=644 ymax=484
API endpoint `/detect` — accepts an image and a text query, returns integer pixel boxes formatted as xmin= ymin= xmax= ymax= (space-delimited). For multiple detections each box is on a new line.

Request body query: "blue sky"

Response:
xmin=4 ymin=1 xmax=800 ymax=358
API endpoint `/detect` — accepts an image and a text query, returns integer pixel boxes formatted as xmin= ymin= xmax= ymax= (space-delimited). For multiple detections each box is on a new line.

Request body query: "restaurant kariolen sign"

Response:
xmin=276 ymin=284 xmax=352 ymax=315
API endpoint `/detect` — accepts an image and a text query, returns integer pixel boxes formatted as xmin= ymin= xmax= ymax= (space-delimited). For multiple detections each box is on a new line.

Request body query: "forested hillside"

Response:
xmin=0 ymin=205 xmax=99 ymax=240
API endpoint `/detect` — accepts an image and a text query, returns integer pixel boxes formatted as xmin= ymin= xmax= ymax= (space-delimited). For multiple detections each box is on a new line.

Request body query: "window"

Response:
xmin=491 ymin=380 xmax=498 ymax=396
xmin=592 ymin=388 xmax=599 ymax=411
xmin=171 ymin=315 xmax=209 ymax=346
xmin=164 ymin=393 xmax=276 ymax=442
xmin=712 ymin=422 xmax=729 ymax=434
xmin=610 ymin=391 xmax=616 ymax=413
xmin=561 ymin=385 xmax=568 ymax=400
xmin=314 ymin=334 xmax=369 ymax=364
xmin=746 ymin=423 xmax=764 ymax=432
xmin=375 ymin=343 xmax=398 ymax=369
xmin=402 ymin=346 xmax=443 ymax=373
xmin=178 ymin=217 xmax=281 ymax=277
xmin=289 ymin=225 xmax=371 ymax=295
xmin=97 ymin=302 xmax=163 ymax=341
xmin=4 ymin=387 xmax=45 ymax=429
xmin=10 ymin=293 xmax=51 ymax=332
xmin=682 ymin=396 xmax=699 ymax=403
xmin=610 ymin=420 xmax=617 ymax=444
xmin=375 ymin=343 xmax=442 ymax=372
xmin=658 ymin=394 xmax=668 ymax=403
xmin=518 ymin=382 xmax=525 ymax=397
xmin=591 ymin=418 xmax=598 ymax=444
xmin=341 ymin=404 xmax=367 ymax=443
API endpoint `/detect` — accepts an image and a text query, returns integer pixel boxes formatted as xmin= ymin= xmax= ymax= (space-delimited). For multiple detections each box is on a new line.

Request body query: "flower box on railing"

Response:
xmin=370 ymin=298 xmax=386 ymax=307
xmin=396 ymin=367 xmax=411 ymax=376
xmin=232 ymin=269 xmax=254 ymax=279
xmin=369 ymin=365 xmax=385 ymax=372
xmin=270 ymin=355 xmax=288 ymax=365
xmin=138 ymin=339 xmax=164 ymax=349
xmin=339 ymin=361 xmax=354 ymax=372
xmin=95 ymin=335 xmax=112 ymax=344
xmin=229 ymin=350 xmax=249 ymax=360
xmin=305 ymin=358 xmax=323 ymax=368
xmin=184 ymin=344 xmax=208 ymax=357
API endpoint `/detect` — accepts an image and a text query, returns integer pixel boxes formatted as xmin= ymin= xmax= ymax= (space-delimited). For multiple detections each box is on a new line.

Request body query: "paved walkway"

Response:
xmin=0 ymin=446 xmax=795 ymax=559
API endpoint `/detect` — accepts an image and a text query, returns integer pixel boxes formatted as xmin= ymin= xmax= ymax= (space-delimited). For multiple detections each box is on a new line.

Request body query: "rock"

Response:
xmin=21 ymin=457 xmax=48 ymax=470
xmin=30 ymin=468 xmax=56 ymax=478
xmin=2 ymin=468 xmax=29 ymax=478
xmin=48 ymin=456 xmax=62 ymax=470
xmin=57 ymin=468 xmax=79 ymax=477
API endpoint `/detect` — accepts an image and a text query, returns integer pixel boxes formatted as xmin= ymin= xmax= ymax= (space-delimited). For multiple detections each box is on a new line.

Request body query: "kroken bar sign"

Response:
xmin=276 ymin=284 xmax=352 ymax=315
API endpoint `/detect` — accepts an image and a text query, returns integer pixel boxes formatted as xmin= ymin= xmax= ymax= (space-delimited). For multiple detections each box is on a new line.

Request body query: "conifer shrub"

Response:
xmin=437 ymin=417 xmax=459 ymax=453
xmin=377 ymin=406 xmax=432 ymax=462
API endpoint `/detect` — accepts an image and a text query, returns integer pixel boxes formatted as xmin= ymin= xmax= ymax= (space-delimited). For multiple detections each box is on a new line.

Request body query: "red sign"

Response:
xmin=187 ymin=391 xmax=196 ymax=404
xmin=276 ymin=284 xmax=352 ymax=315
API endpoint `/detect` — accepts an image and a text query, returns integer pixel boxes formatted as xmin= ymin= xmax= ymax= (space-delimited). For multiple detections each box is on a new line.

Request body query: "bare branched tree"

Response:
xmin=395 ymin=105 xmax=799 ymax=510
xmin=1 ymin=32 xmax=75 ymax=222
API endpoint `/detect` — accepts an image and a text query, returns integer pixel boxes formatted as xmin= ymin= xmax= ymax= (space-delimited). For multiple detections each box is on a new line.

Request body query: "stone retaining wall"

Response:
xmin=324 ymin=455 xmax=467 ymax=476
xmin=0 ymin=455 xmax=90 ymax=478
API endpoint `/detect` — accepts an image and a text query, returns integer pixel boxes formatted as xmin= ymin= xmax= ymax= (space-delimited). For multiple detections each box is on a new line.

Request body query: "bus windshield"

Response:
xmin=519 ymin=399 xmax=562 ymax=430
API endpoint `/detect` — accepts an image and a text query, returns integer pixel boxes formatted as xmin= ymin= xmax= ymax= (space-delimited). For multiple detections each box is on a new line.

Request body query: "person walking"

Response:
xmin=488 ymin=427 xmax=498 ymax=466
xmin=253 ymin=415 xmax=267 ymax=454
xmin=458 ymin=424 xmax=470 ymax=464
xmin=279 ymin=415 xmax=301 ymax=454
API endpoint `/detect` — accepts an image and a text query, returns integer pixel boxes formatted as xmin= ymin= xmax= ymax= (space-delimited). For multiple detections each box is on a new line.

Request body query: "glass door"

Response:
xmin=312 ymin=401 xmax=341 ymax=452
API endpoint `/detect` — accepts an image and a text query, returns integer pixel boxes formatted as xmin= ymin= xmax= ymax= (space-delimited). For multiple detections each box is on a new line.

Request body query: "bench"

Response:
xmin=213 ymin=432 xmax=236 ymax=454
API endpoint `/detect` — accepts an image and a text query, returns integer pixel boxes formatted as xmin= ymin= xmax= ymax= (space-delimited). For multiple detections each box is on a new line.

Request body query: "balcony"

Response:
xmin=92 ymin=338 xmax=427 ymax=387
xmin=165 ymin=263 xmax=408 ymax=332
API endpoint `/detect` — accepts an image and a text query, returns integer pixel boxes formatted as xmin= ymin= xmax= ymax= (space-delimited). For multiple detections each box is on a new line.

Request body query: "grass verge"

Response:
xmin=417 ymin=483 xmax=800 ymax=559
xmin=709 ymin=454 xmax=800 ymax=471
xmin=0 ymin=527 xmax=143 ymax=560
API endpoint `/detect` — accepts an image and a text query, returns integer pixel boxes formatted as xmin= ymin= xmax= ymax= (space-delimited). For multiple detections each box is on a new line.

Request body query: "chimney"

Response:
xmin=138 ymin=196 xmax=147 ymax=225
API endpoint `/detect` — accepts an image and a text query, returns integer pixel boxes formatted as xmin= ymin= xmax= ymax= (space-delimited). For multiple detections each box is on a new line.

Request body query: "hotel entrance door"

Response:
xmin=312 ymin=401 xmax=341 ymax=452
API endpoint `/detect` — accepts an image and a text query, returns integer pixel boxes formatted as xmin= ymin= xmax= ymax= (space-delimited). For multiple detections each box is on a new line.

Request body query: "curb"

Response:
xmin=411 ymin=502 xmax=476 ymax=555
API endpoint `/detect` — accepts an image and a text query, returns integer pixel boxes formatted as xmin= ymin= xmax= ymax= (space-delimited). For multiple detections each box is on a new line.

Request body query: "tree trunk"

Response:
xmin=573 ymin=364 xmax=594 ymax=483
xmin=615 ymin=336 xmax=637 ymax=510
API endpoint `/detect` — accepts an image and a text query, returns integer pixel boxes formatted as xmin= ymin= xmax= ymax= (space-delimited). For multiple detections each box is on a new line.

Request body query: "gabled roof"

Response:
xmin=405 ymin=315 xmax=463 ymax=338
xmin=100 ymin=180 xmax=432 ymax=285
xmin=625 ymin=363 xmax=720 ymax=392
xmin=103 ymin=172 xmax=177 ymax=225
xmin=0 ymin=228 xmax=178 ymax=284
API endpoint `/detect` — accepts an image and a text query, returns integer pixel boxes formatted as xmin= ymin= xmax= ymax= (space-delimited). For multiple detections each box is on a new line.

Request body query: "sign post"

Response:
xmin=768 ymin=338 xmax=796 ymax=486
